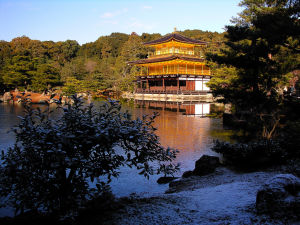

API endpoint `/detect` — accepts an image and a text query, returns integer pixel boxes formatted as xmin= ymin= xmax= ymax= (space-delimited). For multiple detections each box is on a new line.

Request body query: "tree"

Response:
xmin=60 ymin=40 xmax=80 ymax=63
xmin=0 ymin=41 xmax=12 ymax=90
xmin=2 ymin=55 xmax=36 ymax=88
xmin=0 ymin=96 xmax=179 ymax=217
xmin=62 ymin=77 xmax=84 ymax=95
xmin=207 ymin=0 xmax=300 ymax=138
xmin=31 ymin=63 xmax=61 ymax=92
xmin=60 ymin=57 xmax=86 ymax=81
xmin=0 ymin=41 xmax=12 ymax=67
xmin=10 ymin=36 xmax=32 ymax=56
xmin=116 ymin=34 xmax=148 ymax=91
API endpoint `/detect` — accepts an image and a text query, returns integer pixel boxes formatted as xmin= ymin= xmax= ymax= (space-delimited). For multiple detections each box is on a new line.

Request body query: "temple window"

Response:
xmin=179 ymin=80 xmax=186 ymax=86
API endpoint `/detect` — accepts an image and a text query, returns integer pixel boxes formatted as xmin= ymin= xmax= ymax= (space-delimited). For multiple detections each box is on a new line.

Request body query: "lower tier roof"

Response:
xmin=128 ymin=55 xmax=205 ymax=65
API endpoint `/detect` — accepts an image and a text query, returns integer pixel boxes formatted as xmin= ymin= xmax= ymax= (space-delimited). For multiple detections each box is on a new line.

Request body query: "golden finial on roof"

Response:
xmin=173 ymin=27 xmax=177 ymax=33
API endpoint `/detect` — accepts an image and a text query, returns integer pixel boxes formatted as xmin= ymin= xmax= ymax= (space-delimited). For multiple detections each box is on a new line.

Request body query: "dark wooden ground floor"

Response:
xmin=135 ymin=75 xmax=211 ymax=94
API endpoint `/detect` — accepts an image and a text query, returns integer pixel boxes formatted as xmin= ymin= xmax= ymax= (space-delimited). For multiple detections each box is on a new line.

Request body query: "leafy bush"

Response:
xmin=278 ymin=119 xmax=300 ymax=158
xmin=212 ymin=139 xmax=286 ymax=170
xmin=0 ymin=95 xmax=179 ymax=217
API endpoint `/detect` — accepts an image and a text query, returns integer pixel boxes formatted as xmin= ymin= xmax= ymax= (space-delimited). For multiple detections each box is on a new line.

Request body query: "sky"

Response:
xmin=0 ymin=0 xmax=242 ymax=45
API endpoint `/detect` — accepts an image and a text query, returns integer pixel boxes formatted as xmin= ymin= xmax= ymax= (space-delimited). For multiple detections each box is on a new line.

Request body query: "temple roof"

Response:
xmin=128 ymin=55 xmax=205 ymax=65
xmin=144 ymin=33 xmax=207 ymax=46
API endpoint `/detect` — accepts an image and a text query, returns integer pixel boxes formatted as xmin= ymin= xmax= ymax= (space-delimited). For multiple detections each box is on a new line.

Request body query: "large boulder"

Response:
xmin=182 ymin=155 xmax=220 ymax=178
xmin=256 ymin=174 xmax=300 ymax=218
xmin=157 ymin=176 xmax=177 ymax=184
xmin=193 ymin=155 xmax=220 ymax=176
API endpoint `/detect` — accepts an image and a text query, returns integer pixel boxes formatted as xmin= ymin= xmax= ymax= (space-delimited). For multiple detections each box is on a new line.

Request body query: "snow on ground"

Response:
xmin=111 ymin=167 xmax=294 ymax=225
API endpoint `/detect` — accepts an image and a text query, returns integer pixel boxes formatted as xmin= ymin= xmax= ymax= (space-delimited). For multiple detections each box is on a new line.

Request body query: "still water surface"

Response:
xmin=0 ymin=101 xmax=229 ymax=198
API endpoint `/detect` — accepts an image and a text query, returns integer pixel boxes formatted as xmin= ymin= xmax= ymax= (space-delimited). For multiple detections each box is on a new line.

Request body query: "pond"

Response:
xmin=0 ymin=100 xmax=231 ymax=200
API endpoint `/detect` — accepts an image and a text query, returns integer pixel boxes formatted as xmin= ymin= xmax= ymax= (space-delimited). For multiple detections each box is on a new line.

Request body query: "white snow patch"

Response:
xmin=112 ymin=168 xmax=292 ymax=225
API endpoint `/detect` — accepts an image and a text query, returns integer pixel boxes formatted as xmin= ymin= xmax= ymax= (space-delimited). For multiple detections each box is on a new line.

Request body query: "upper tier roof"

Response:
xmin=128 ymin=55 xmax=205 ymax=65
xmin=144 ymin=33 xmax=207 ymax=46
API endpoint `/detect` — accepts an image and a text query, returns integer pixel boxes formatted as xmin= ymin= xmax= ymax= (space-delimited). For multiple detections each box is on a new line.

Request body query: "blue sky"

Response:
xmin=0 ymin=0 xmax=241 ymax=44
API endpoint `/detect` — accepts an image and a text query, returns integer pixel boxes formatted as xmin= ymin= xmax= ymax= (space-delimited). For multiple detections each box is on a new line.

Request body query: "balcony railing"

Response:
xmin=135 ymin=89 xmax=210 ymax=95
xmin=138 ymin=69 xmax=211 ymax=76
xmin=149 ymin=51 xmax=195 ymax=57
xmin=147 ymin=53 xmax=204 ymax=59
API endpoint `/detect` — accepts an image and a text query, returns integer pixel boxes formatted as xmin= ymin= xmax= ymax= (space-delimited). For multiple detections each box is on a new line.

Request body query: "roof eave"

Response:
xmin=144 ymin=39 xmax=207 ymax=46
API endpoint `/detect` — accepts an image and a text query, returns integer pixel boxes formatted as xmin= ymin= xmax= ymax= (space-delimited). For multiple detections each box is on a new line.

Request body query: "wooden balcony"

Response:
xmin=138 ymin=63 xmax=210 ymax=76
xmin=135 ymin=88 xmax=210 ymax=95
xmin=138 ymin=69 xmax=211 ymax=76
xmin=148 ymin=53 xmax=202 ymax=59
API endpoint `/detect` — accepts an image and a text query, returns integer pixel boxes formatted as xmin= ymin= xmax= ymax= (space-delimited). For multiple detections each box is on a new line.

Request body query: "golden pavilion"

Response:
xmin=129 ymin=30 xmax=211 ymax=94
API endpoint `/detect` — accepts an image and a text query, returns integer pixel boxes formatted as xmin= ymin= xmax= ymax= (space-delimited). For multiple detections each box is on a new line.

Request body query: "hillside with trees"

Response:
xmin=0 ymin=30 xmax=224 ymax=95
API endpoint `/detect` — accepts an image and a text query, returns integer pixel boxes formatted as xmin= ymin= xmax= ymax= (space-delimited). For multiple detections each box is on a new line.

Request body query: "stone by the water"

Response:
xmin=157 ymin=176 xmax=177 ymax=184
xmin=193 ymin=155 xmax=220 ymax=176
xmin=181 ymin=155 xmax=220 ymax=178
xmin=3 ymin=92 xmax=12 ymax=102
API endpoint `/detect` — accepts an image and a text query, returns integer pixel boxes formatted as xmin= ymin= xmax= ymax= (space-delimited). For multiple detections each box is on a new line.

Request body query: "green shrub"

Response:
xmin=0 ymin=95 xmax=179 ymax=217
xmin=212 ymin=139 xmax=286 ymax=170
xmin=278 ymin=119 xmax=300 ymax=158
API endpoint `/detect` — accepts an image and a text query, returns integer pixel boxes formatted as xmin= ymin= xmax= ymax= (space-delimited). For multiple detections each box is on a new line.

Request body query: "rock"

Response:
xmin=256 ymin=174 xmax=300 ymax=218
xmin=77 ymin=93 xmax=87 ymax=98
xmin=37 ymin=100 xmax=48 ymax=104
xmin=3 ymin=92 xmax=12 ymax=102
xmin=193 ymin=155 xmax=220 ymax=176
xmin=157 ymin=176 xmax=177 ymax=184
xmin=224 ymin=103 xmax=232 ymax=114
xmin=182 ymin=170 xmax=193 ymax=178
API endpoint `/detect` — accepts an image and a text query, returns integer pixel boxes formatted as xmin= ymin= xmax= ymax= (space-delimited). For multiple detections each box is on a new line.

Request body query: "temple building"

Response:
xmin=129 ymin=30 xmax=211 ymax=98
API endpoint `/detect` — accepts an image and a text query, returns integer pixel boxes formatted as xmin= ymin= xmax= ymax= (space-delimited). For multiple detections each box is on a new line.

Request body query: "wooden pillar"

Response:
xmin=186 ymin=63 xmax=187 ymax=74
xmin=172 ymin=41 xmax=174 ymax=54
xmin=163 ymin=65 xmax=165 ymax=74
xmin=177 ymin=64 xmax=179 ymax=75
xmin=177 ymin=78 xmax=179 ymax=91
xmin=163 ymin=78 xmax=165 ymax=91
xmin=147 ymin=66 xmax=149 ymax=75
xmin=202 ymin=64 xmax=204 ymax=75
xmin=147 ymin=79 xmax=149 ymax=91
xmin=194 ymin=64 xmax=195 ymax=74
xmin=167 ymin=65 xmax=168 ymax=74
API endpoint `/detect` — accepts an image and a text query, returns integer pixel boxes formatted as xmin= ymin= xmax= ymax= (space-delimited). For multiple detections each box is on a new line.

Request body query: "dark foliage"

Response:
xmin=212 ymin=139 xmax=286 ymax=170
xmin=0 ymin=211 xmax=70 ymax=225
xmin=278 ymin=119 xmax=300 ymax=158
xmin=207 ymin=0 xmax=300 ymax=139
xmin=0 ymin=95 xmax=179 ymax=218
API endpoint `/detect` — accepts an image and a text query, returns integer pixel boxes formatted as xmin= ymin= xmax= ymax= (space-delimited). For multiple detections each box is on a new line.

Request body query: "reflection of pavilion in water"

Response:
xmin=134 ymin=100 xmax=210 ymax=116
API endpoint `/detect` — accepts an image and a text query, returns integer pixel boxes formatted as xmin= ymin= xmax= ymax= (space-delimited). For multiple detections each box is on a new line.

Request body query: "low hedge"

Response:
xmin=212 ymin=139 xmax=287 ymax=170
